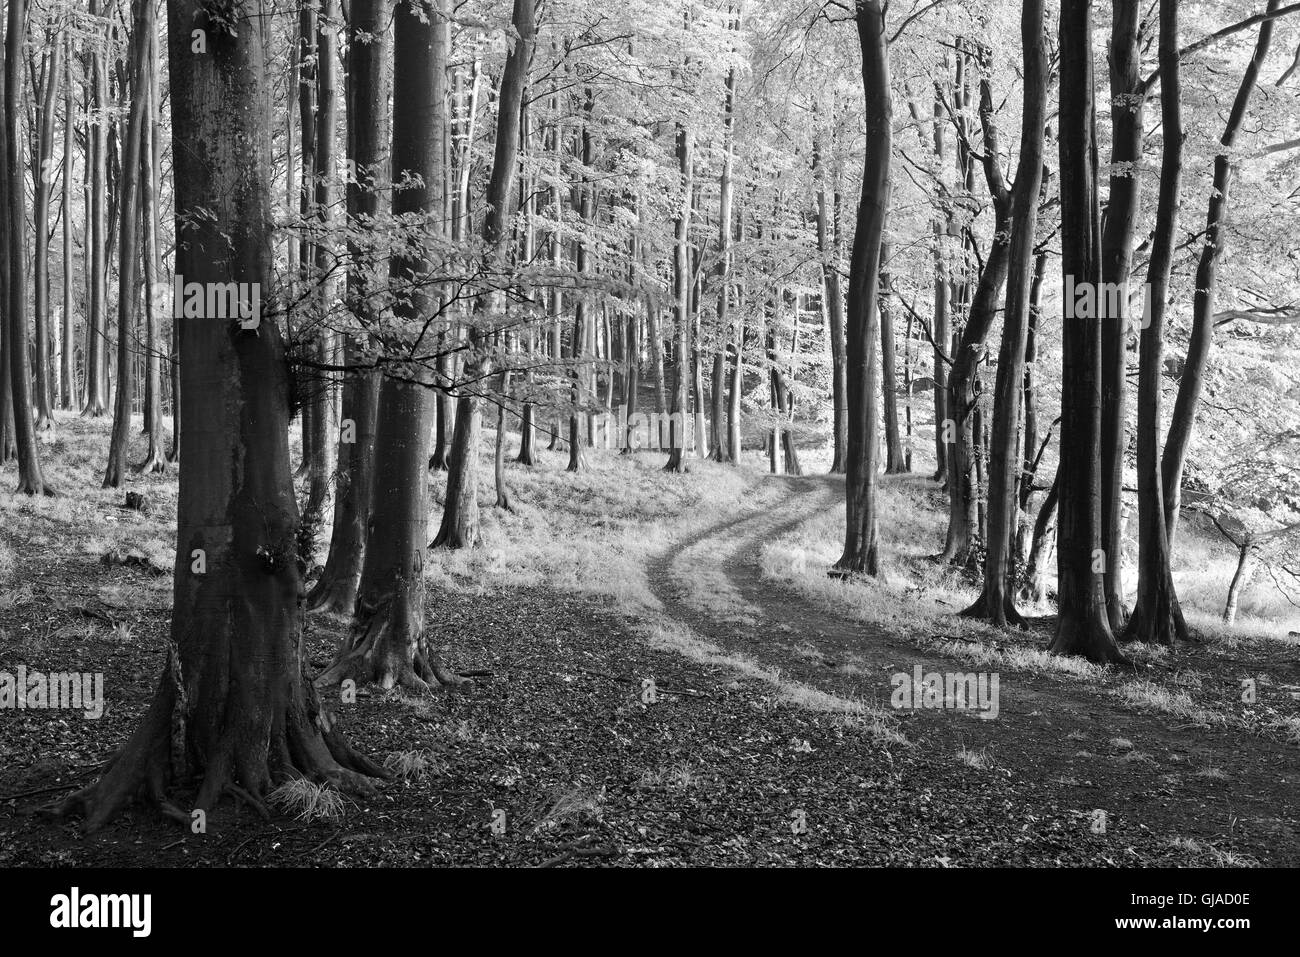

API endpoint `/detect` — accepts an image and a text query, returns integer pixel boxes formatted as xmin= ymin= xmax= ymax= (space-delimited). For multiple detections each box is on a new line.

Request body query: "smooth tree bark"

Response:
xmin=938 ymin=72 xmax=1012 ymax=567
xmin=1048 ymin=0 xmax=1128 ymax=664
xmin=83 ymin=2 xmax=109 ymax=417
xmin=3 ymin=0 xmax=51 ymax=493
xmin=60 ymin=32 xmax=76 ymax=411
xmin=318 ymin=0 xmax=463 ymax=690
xmin=710 ymin=37 xmax=737 ymax=463
xmin=1161 ymin=0 xmax=1282 ymax=546
xmin=1124 ymin=0 xmax=1190 ymax=646
xmin=818 ymin=131 xmax=848 ymax=474
xmin=32 ymin=31 xmax=63 ymax=430
xmin=878 ymin=243 xmax=904 ymax=473
xmin=433 ymin=0 xmax=535 ymax=546
xmin=662 ymin=113 xmax=694 ymax=472
xmin=1096 ymin=0 xmax=1144 ymax=632
xmin=55 ymin=0 xmax=383 ymax=833
xmin=963 ymin=0 xmax=1047 ymax=626
xmin=308 ymin=0 xmax=389 ymax=614
xmin=104 ymin=0 xmax=153 ymax=489
xmin=833 ymin=0 xmax=889 ymax=577
xmin=137 ymin=19 xmax=167 ymax=473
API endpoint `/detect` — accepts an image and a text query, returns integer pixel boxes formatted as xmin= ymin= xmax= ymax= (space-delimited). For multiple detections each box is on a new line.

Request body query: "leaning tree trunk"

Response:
xmin=103 ymin=0 xmax=152 ymax=490
xmin=307 ymin=0 xmax=390 ymax=615
xmin=434 ymin=0 xmax=535 ymax=546
xmin=1161 ymin=0 xmax=1281 ymax=547
xmin=1048 ymin=0 xmax=1127 ymax=664
xmin=963 ymin=0 xmax=1047 ymax=627
xmin=940 ymin=74 xmax=1012 ymax=567
xmin=54 ymin=0 xmax=383 ymax=834
xmin=833 ymin=1 xmax=889 ymax=577
xmin=4 ymin=0 xmax=51 ymax=494
xmin=1124 ymin=0 xmax=1189 ymax=646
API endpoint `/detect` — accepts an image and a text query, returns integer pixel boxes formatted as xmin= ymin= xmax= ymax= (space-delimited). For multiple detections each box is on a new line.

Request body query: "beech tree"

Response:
xmin=54 ymin=0 xmax=381 ymax=831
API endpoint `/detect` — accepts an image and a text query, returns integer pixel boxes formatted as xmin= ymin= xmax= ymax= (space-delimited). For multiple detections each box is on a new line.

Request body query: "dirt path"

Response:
xmin=646 ymin=472 xmax=1300 ymax=865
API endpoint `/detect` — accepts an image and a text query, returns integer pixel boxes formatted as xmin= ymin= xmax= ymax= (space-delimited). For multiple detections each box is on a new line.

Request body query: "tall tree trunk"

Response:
xmin=1161 ymin=0 xmax=1281 ymax=546
xmin=320 ymin=0 xmax=461 ymax=689
xmin=82 ymin=4 xmax=109 ymax=418
xmin=939 ymin=74 xmax=1012 ymax=566
xmin=1097 ymin=0 xmax=1143 ymax=633
xmin=964 ymin=0 xmax=1047 ymax=625
xmin=104 ymin=0 xmax=153 ymax=488
xmin=308 ymin=0 xmax=390 ymax=614
xmin=834 ymin=1 xmax=889 ymax=577
xmin=433 ymin=0 xmax=534 ymax=546
xmin=1124 ymin=0 xmax=1189 ymax=645
xmin=878 ymin=243 xmax=904 ymax=473
xmin=818 ymin=137 xmax=848 ymax=475
xmin=710 ymin=34 xmax=736 ymax=463
xmin=60 ymin=33 xmax=76 ymax=411
xmin=1048 ymin=0 xmax=1127 ymax=664
xmin=56 ymin=0 xmax=383 ymax=834
xmin=300 ymin=0 xmax=340 ymax=558
xmin=33 ymin=34 xmax=63 ymax=431
xmin=137 ymin=19 xmax=166 ymax=473
xmin=663 ymin=114 xmax=693 ymax=472
xmin=4 ymin=0 xmax=50 ymax=492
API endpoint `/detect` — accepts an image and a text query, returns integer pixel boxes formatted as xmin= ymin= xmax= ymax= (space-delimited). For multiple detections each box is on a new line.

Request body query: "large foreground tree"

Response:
xmin=53 ymin=0 xmax=381 ymax=832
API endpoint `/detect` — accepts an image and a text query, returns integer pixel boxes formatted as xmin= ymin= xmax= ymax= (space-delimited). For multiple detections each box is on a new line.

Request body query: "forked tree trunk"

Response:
xmin=319 ymin=0 xmax=463 ymax=690
xmin=963 ymin=0 xmax=1047 ymax=626
xmin=55 ymin=0 xmax=383 ymax=834
xmin=1048 ymin=0 xmax=1127 ymax=665
xmin=940 ymin=74 xmax=1011 ymax=567
xmin=833 ymin=1 xmax=889 ymax=578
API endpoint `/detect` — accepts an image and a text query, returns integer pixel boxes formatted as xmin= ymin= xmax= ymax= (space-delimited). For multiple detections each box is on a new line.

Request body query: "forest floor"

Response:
xmin=1 ymin=415 xmax=1298 ymax=866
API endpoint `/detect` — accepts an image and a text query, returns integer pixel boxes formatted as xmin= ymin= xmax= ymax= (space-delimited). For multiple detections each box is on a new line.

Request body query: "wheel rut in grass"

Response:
xmin=644 ymin=471 xmax=1300 ymax=864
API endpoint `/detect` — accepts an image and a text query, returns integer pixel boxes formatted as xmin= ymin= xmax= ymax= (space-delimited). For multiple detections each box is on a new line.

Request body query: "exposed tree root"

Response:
xmin=315 ymin=600 xmax=470 ymax=693
xmin=44 ymin=663 xmax=385 ymax=834
xmin=960 ymin=586 xmax=1028 ymax=628
xmin=1048 ymin=610 xmax=1134 ymax=667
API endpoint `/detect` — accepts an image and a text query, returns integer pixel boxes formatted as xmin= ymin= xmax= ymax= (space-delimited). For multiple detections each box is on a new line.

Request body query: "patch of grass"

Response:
xmin=268 ymin=779 xmax=353 ymax=822
xmin=384 ymin=749 xmax=446 ymax=782
xmin=1114 ymin=680 xmax=1229 ymax=729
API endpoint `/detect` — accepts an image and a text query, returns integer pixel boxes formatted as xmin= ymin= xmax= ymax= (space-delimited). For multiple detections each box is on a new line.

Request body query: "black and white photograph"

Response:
xmin=0 ymin=0 xmax=1295 ymax=937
